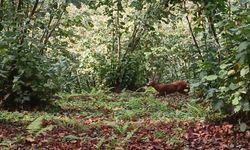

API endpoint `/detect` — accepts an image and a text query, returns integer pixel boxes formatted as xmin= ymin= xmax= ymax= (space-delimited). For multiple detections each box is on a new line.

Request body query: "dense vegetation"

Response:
xmin=0 ymin=0 xmax=249 ymax=149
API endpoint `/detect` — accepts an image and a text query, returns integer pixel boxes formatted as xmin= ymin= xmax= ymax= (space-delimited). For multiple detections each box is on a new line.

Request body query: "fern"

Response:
xmin=36 ymin=125 xmax=54 ymax=137
xmin=27 ymin=115 xmax=55 ymax=137
xmin=27 ymin=116 xmax=44 ymax=133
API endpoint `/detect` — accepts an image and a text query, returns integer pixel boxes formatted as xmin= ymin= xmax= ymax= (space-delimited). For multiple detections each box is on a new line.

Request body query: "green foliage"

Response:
xmin=0 ymin=0 xmax=249 ymax=122
xmin=0 ymin=1 xmax=69 ymax=107
xmin=0 ymin=91 xmax=214 ymax=148
xmin=113 ymin=123 xmax=130 ymax=136
xmin=27 ymin=116 xmax=45 ymax=134
xmin=95 ymin=52 xmax=147 ymax=90
xmin=0 ymin=50 xmax=59 ymax=106
xmin=239 ymin=122 xmax=247 ymax=132
xmin=53 ymin=90 xmax=210 ymax=122
xmin=62 ymin=135 xmax=80 ymax=142
xmin=184 ymin=101 xmax=209 ymax=118
xmin=192 ymin=1 xmax=250 ymax=117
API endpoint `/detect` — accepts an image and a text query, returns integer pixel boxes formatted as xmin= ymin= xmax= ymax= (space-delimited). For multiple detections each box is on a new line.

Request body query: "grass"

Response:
xmin=0 ymin=89 xmax=212 ymax=149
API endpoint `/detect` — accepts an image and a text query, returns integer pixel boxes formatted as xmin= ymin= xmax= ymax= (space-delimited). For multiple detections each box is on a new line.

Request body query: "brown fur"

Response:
xmin=147 ymin=80 xmax=189 ymax=96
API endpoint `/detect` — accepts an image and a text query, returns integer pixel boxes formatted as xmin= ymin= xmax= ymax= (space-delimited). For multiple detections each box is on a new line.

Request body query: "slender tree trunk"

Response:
xmin=0 ymin=0 xmax=3 ymax=22
xmin=19 ymin=0 xmax=39 ymax=46
xmin=76 ymin=70 xmax=82 ymax=93
xmin=202 ymin=0 xmax=221 ymax=63
xmin=228 ymin=0 xmax=231 ymax=17
xmin=111 ymin=0 xmax=115 ymax=54
xmin=116 ymin=0 xmax=121 ymax=62
xmin=208 ymin=17 xmax=220 ymax=48
xmin=247 ymin=50 xmax=250 ymax=103
xmin=16 ymin=0 xmax=23 ymax=12
xmin=110 ymin=0 xmax=116 ymax=78
xmin=40 ymin=11 xmax=63 ymax=54
xmin=184 ymin=1 xmax=204 ymax=62
xmin=113 ymin=0 xmax=122 ymax=90
xmin=0 ymin=0 xmax=3 ymax=8
xmin=186 ymin=15 xmax=204 ymax=62
xmin=208 ymin=16 xmax=221 ymax=64
xmin=203 ymin=25 xmax=208 ymax=52
xmin=29 ymin=0 xmax=39 ymax=18
xmin=198 ymin=4 xmax=208 ymax=52
xmin=40 ymin=15 xmax=54 ymax=43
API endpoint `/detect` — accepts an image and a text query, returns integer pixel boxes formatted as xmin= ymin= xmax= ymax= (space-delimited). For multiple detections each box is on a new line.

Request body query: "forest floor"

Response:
xmin=0 ymin=91 xmax=250 ymax=150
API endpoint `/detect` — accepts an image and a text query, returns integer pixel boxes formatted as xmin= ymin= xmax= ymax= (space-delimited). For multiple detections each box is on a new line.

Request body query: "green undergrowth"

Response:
xmin=0 ymin=90 xmax=211 ymax=125
xmin=0 ymin=90 xmax=215 ymax=149
xmin=59 ymin=91 xmax=210 ymax=121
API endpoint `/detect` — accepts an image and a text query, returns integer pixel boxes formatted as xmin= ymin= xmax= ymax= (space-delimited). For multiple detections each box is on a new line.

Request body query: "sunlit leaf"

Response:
xmin=232 ymin=96 xmax=241 ymax=105
xmin=240 ymin=66 xmax=249 ymax=77
xmin=240 ymin=122 xmax=247 ymax=132
xmin=239 ymin=41 xmax=250 ymax=52
xmin=234 ymin=105 xmax=241 ymax=112
xmin=229 ymin=83 xmax=239 ymax=90
xmin=205 ymin=75 xmax=218 ymax=81
xmin=243 ymin=102 xmax=250 ymax=111
xmin=227 ymin=70 xmax=236 ymax=76
xmin=220 ymin=63 xmax=232 ymax=69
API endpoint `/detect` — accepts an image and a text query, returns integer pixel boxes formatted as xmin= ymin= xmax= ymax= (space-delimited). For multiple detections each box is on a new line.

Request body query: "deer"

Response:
xmin=147 ymin=79 xmax=189 ymax=96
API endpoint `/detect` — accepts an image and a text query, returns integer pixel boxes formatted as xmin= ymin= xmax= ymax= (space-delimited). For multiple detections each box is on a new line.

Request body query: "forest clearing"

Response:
xmin=1 ymin=92 xmax=249 ymax=149
xmin=0 ymin=0 xmax=250 ymax=149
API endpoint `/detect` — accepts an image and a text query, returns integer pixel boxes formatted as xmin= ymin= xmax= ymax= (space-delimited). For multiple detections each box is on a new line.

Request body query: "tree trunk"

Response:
xmin=208 ymin=16 xmax=221 ymax=63
xmin=112 ymin=5 xmax=115 ymax=54
xmin=186 ymin=15 xmax=204 ymax=62
xmin=116 ymin=0 xmax=121 ymax=62
xmin=183 ymin=1 xmax=204 ymax=62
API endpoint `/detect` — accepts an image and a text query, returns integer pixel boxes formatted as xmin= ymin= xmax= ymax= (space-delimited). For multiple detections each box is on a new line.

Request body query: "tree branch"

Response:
xmin=185 ymin=14 xmax=204 ymax=62
xmin=40 ymin=11 xmax=64 ymax=54
xmin=29 ymin=0 xmax=39 ymax=18
xmin=16 ymin=0 xmax=23 ymax=12
xmin=40 ymin=15 xmax=54 ymax=43
xmin=0 ymin=0 xmax=3 ymax=7
xmin=207 ymin=12 xmax=221 ymax=64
